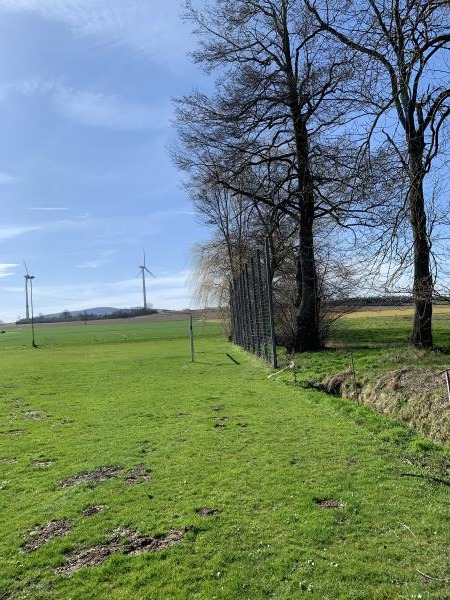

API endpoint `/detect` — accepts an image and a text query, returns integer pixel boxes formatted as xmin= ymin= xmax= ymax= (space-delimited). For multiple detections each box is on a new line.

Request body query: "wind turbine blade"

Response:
xmin=144 ymin=267 xmax=155 ymax=277
xmin=142 ymin=247 xmax=146 ymax=267
xmin=23 ymin=260 xmax=29 ymax=276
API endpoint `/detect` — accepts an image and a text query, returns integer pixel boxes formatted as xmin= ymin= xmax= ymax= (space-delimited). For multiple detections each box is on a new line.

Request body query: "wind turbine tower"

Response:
xmin=24 ymin=262 xmax=35 ymax=321
xmin=138 ymin=249 xmax=155 ymax=310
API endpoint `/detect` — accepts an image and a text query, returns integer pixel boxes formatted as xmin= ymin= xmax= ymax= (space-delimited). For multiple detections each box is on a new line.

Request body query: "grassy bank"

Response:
xmin=1 ymin=318 xmax=449 ymax=599
xmin=283 ymin=314 xmax=450 ymax=443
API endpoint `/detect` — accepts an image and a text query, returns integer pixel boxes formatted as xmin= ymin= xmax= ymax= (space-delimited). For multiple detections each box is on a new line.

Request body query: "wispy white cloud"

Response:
xmin=0 ymin=78 xmax=170 ymax=131
xmin=29 ymin=207 xmax=70 ymax=211
xmin=52 ymin=87 xmax=169 ymax=131
xmin=0 ymin=263 xmax=19 ymax=278
xmin=0 ymin=0 xmax=191 ymax=65
xmin=0 ymin=225 xmax=42 ymax=241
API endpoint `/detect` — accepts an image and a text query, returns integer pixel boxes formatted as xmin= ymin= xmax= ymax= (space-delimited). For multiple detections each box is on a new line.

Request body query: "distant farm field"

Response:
xmin=1 ymin=317 xmax=449 ymax=599
xmin=344 ymin=304 xmax=450 ymax=319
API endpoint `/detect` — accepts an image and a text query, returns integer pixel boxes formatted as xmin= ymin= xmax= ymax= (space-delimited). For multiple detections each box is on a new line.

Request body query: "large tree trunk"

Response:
xmin=408 ymin=138 xmax=433 ymax=348
xmin=293 ymin=191 xmax=320 ymax=351
xmin=290 ymin=109 xmax=321 ymax=351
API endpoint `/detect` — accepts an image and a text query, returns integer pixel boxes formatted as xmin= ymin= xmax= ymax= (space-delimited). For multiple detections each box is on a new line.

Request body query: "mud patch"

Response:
xmin=22 ymin=410 xmax=46 ymax=420
xmin=196 ymin=508 xmax=219 ymax=516
xmin=32 ymin=460 xmax=54 ymax=468
xmin=22 ymin=520 xmax=72 ymax=552
xmin=59 ymin=466 xmax=122 ymax=488
xmin=314 ymin=498 xmax=343 ymax=509
xmin=56 ymin=528 xmax=184 ymax=576
xmin=82 ymin=505 xmax=107 ymax=517
xmin=124 ymin=464 xmax=151 ymax=485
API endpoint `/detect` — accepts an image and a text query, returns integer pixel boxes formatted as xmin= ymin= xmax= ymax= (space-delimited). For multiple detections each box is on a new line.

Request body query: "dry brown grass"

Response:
xmin=336 ymin=367 xmax=450 ymax=443
xmin=344 ymin=305 xmax=450 ymax=319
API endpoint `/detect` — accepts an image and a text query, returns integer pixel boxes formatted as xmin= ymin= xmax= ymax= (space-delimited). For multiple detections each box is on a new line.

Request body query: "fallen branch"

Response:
xmin=400 ymin=523 xmax=416 ymax=538
xmin=416 ymin=569 xmax=450 ymax=583
xmin=267 ymin=361 xmax=294 ymax=378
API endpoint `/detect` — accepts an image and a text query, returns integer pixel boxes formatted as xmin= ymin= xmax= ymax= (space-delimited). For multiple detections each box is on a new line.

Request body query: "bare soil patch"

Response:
xmin=82 ymin=505 xmax=107 ymax=517
xmin=124 ymin=464 xmax=152 ymax=485
xmin=59 ymin=466 xmax=122 ymax=488
xmin=22 ymin=410 xmax=46 ymax=420
xmin=32 ymin=460 xmax=54 ymax=468
xmin=314 ymin=498 xmax=344 ymax=509
xmin=22 ymin=520 xmax=72 ymax=552
xmin=196 ymin=508 xmax=219 ymax=516
xmin=0 ymin=457 xmax=16 ymax=464
xmin=56 ymin=528 xmax=184 ymax=576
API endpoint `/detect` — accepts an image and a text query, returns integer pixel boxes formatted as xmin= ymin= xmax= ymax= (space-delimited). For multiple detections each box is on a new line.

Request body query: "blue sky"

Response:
xmin=0 ymin=0 xmax=210 ymax=322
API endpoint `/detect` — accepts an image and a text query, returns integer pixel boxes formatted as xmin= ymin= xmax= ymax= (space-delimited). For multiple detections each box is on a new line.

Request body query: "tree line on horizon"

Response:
xmin=173 ymin=0 xmax=450 ymax=352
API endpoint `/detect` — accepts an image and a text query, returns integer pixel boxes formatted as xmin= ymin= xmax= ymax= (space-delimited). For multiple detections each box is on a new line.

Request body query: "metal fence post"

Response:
xmin=189 ymin=314 xmax=194 ymax=362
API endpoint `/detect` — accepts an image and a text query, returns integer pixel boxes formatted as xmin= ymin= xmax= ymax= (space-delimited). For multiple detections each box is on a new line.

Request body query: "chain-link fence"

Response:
xmin=229 ymin=240 xmax=278 ymax=368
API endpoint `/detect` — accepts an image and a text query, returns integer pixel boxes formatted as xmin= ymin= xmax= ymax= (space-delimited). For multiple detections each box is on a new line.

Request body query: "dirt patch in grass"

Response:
xmin=22 ymin=410 xmax=46 ymax=420
xmin=59 ymin=466 xmax=122 ymax=488
xmin=0 ymin=457 xmax=16 ymax=464
xmin=196 ymin=508 xmax=219 ymax=516
xmin=32 ymin=460 xmax=54 ymax=468
xmin=124 ymin=464 xmax=151 ymax=485
xmin=313 ymin=498 xmax=343 ymax=509
xmin=22 ymin=520 xmax=72 ymax=552
xmin=56 ymin=528 xmax=184 ymax=576
xmin=82 ymin=505 xmax=107 ymax=517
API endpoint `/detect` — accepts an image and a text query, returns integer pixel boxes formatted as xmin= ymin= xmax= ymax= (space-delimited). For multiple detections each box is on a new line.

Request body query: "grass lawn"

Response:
xmin=1 ymin=318 xmax=449 ymax=599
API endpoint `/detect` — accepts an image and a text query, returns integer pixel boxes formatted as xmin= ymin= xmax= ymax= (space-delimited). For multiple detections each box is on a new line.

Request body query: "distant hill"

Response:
xmin=45 ymin=307 xmax=119 ymax=319
xmin=16 ymin=306 xmax=160 ymax=325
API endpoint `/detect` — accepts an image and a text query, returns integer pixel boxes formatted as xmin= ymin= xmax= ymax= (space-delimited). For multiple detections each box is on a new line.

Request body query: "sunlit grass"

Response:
xmin=1 ymin=318 xmax=449 ymax=599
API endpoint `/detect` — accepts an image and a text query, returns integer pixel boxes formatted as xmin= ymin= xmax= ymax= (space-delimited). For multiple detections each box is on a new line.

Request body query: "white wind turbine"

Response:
xmin=23 ymin=261 xmax=37 ymax=347
xmin=138 ymin=248 xmax=155 ymax=310
xmin=23 ymin=261 xmax=35 ymax=321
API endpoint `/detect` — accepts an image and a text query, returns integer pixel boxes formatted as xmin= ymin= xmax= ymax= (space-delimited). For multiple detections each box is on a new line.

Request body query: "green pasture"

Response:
xmin=1 ymin=317 xmax=449 ymax=599
xmin=0 ymin=319 xmax=219 ymax=350
xmin=291 ymin=313 xmax=450 ymax=381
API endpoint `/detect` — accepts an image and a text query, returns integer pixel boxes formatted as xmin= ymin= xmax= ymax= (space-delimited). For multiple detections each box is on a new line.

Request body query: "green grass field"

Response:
xmin=1 ymin=318 xmax=449 ymax=599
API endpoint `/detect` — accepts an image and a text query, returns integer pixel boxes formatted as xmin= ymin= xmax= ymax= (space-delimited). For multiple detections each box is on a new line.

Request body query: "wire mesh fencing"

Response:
xmin=229 ymin=240 xmax=278 ymax=368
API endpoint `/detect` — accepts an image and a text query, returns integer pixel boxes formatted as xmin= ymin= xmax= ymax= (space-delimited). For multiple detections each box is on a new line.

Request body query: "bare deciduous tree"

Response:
xmin=305 ymin=0 xmax=450 ymax=348
xmin=174 ymin=0 xmax=357 ymax=351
